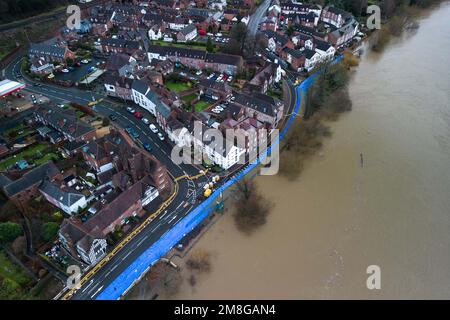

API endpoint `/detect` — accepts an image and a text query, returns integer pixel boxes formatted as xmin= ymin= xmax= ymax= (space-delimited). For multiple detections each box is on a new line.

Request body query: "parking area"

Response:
xmin=54 ymin=58 xmax=104 ymax=83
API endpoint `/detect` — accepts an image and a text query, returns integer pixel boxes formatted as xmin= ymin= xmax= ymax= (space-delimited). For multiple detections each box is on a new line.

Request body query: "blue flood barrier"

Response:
xmin=97 ymin=56 xmax=343 ymax=300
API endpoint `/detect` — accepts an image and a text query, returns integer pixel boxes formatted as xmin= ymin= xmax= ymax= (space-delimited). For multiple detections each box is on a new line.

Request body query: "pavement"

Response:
xmin=2 ymin=53 xmax=299 ymax=300
xmin=4 ymin=55 xmax=212 ymax=300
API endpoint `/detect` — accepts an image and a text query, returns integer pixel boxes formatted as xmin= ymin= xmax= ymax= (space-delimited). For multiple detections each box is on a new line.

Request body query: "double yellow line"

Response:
xmin=62 ymin=180 xmax=179 ymax=300
xmin=175 ymin=169 xmax=209 ymax=182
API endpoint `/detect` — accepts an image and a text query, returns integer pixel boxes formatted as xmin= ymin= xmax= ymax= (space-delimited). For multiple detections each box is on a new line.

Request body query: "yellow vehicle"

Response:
xmin=88 ymin=98 xmax=103 ymax=107
xmin=204 ymin=188 xmax=212 ymax=198
xmin=47 ymin=73 xmax=55 ymax=79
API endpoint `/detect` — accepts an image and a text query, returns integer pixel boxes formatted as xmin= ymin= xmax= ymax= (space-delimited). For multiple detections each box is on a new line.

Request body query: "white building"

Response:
xmin=148 ymin=25 xmax=162 ymax=40
xmin=131 ymin=80 xmax=157 ymax=115
xmin=39 ymin=181 xmax=87 ymax=215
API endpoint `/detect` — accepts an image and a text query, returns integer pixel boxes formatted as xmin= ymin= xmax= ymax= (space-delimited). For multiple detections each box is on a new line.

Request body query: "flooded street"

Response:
xmin=170 ymin=2 xmax=450 ymax=299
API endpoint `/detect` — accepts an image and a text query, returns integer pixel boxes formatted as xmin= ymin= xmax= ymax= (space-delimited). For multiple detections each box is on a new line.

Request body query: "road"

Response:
xmin=247 ymin=0 xmax=272 ymax=37
xmin=4 ymin=56 xmax=211 ymax=300
xmin=3 ymin=54 xmax=298 ymax=300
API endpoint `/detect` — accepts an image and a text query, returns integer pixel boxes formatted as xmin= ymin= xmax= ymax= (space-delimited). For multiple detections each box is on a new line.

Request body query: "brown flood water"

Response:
xmin=169 ymin=2 xmax=450 ymax=299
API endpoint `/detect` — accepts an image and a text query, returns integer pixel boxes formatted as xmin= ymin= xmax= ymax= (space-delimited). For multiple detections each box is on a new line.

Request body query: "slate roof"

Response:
xmin=2 ymin=161 xmax=59 ymax=197
xmin=179 ymin=24 xmax=197 ymax=36
xmin=34 ymin=105 xmax=95 ymax=140
xmin=29 ymin=43 xmax=67 ymax=59
xmin=205 ymin=53 xmax=243 ymax=67
xmin=39 ymin=180 xmax=84 ymax=208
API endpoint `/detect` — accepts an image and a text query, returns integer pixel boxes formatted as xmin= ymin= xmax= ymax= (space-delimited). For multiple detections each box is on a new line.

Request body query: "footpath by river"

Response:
xmin=167 ymin=1 xmax=450 ymax=299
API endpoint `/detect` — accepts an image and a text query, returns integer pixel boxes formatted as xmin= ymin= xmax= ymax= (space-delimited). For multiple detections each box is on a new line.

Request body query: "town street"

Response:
xmin=3 ymin=53 xmax=298 ymax=300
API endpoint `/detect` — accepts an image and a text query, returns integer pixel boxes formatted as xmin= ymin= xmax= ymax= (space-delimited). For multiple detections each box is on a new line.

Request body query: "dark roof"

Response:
xmin=106 ymin=53 xmax=133 ymax=71
xmin=34 ymin=105 xmax=95 ymax=140
xmin=39 ymin=180 xmax=84 ymax=208
xmin=179 ymin=24 xmax=197 ymax=36
xmin=304 ymin=48 xmax=317 ymax=59
xmin=283 ymin=47 xmax=304 ymax=59
xmin=29 ymin=43 xmax=67 ymax=59
xmin=83 ymin=176 xmax=155 ymax=233
xmin=2 ymin=161 xmax=59 ymax=197
xmin=205 ymin=53 xmax=243 ymax=67
xmin=234 ymin=92 xmax=279 ymax=117
xmin=148 ymin=45 xmax=206 ymax=59
xmin=132 ymin=79 xmax=150 ymax=95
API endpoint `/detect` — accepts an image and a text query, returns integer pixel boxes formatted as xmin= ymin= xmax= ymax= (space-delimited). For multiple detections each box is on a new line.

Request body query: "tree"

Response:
xmin=0 ymin=222 xmax=23 ymax=244
xmin=102 ymin=117 xmax=110 ymax=127
xmin=233 ymin=179 xmax=272 ymax=234
xmin=206 ymin=37 xmax=214 ymax=53
xmin=41 ymin=222 xmax=59 ymax=242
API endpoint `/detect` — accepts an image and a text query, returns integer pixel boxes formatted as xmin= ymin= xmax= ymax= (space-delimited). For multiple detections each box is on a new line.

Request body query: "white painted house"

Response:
xmin=131 ymin=80 xmax=157 ymax=115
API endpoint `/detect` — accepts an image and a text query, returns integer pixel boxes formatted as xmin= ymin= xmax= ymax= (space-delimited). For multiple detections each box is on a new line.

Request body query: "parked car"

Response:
xmin=61 ymin=69 xmax=69 ymax=73
xmin=109 ymin=114 xmax=117 ymax=121
xmin=195 ymin=70 xmax=203 ymax=76
xmin=227 ymin=76 xmax=233 ymax=82
xmin=143 ymin=143 xmax=152 ymax=152
xmin=81 ymin=59 xmax=89 ymax=64
xmin=142 ymin=118 xmax=150 ymax=125
xmin=134 ymin=111 xmax=142 ymax=119
xmin=149 ymin=124 xmax=158 ymax=133
xmin=157 ymin=132 xmax=165 ymax=141
xmin=126 ymin=106 xmax=135 ymax=113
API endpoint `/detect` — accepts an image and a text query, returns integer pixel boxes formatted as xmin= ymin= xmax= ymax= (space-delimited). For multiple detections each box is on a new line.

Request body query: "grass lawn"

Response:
xmin=34 ymin=153 xmax=59 ymax=166
xmin=0 ymin=143 xmax=49 ymax=170
xmin=151 ymin=40 xmax=207 ymax=51
xmin=181 ymin=93 xmax=197 ymax=104
xmin=194 ymin=100 xmax=210 ymax=112
xmin=0 ymin=251 xmax=32 ymax=290
xmin=166 ymin=81 xmax=192 ymax=93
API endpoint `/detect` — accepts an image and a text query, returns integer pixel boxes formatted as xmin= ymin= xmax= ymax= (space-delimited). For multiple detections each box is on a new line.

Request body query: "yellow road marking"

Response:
xmin=61 ymin=180 xmax=179 ymax=300
xmin=175 ymin=169 xmax=209 ymax=182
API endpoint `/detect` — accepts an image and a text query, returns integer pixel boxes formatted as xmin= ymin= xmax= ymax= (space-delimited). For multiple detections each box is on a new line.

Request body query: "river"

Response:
xmin=168 ymin=2 xmax=450 ymax=299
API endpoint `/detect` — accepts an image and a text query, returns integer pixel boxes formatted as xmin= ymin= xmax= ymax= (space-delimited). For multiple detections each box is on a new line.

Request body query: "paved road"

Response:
xmin=247 ymin=0 xmax=272 ymax=37
xmin=3 ymin=55 xmax=298 ymax=300
xmin=4 ymin=56 xmax=211 ymax=300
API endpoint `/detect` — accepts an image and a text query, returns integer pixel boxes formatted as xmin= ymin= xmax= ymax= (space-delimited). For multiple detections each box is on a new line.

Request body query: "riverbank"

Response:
xmin=164 ymin=1 xmax=450 ymax=299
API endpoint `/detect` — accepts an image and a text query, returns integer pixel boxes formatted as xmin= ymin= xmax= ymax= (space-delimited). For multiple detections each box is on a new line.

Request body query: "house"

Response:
xmin=320 ymin=5 xmax=353 ymax=28
xmin=262 ymin=30 xmax=293 ymax=54
xmin=59 ymin=219 xmax=107 ymax=265
xmin=39 ymin=180 xmax=87 ymax=215
xmin=105 ymin=53 xmax=138 ymax=78
xmin=304 ymin=48 xmax=322 ymax=71
xmin=282 ymin=47 xmax=305 ymax=71
xmin=132 ymin=80 xmax=159 ymax=115
xmin=0 ymin=161 xmax=61 ymax=207
xmin=248 ymin=63 xmax=282 ymax=93
xmin=177 ymin=24 xmax=198 ymax=42
xmin=82 ymin=129 xmax=170 ymax=194
xmin=148 ymin=24 xmax=163 ymax=40
xmin=147 ymin=45 xmax=243 ymax=75
xmin=234 ymin=92 xmax=284 ymax=128
xmin=34 ymin=105 xmax=96 ymax=143
xmin=28 ymin=43 xmax=75 ymax=63
xmin=204 ymin=53 xmax=243 ymax=75
xmin=198 ymin=79 xmax=232 ymax=99
xmin=29 ymin=57 xmax=54 ymax=75
xmin=314 ymin=40 xmax=336 ymax=61
xmin=104 ymin=73 xmax=134 ymax=100
xmin=155 ymin=99 xmax=173 ymax=131
xmin=327 ymin=18 xmax=359 ymax=48
xmin=101 ymin=38 xmax=142 ymax=55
